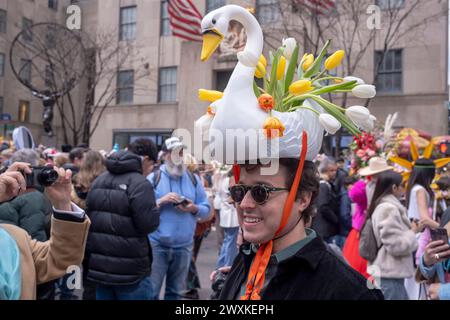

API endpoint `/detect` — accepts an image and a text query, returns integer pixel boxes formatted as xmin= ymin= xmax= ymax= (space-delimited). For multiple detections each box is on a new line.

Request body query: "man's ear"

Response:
xmin=298 ymin=191 xmax=313 ymax=212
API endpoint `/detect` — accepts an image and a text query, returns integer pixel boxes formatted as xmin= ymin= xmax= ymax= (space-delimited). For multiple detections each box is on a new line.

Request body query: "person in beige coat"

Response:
xmin=0 ymin=162 xmax=90 ymax=300
xmin=367 ymin=171 xmax=420 ymax=300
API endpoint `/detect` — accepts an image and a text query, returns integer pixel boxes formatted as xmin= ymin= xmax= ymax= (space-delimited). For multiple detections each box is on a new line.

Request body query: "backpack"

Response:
xmin=151 ymin=169 xmax=198 ymax=189
xmin=359 ymin=217 xmax=382 ymax=262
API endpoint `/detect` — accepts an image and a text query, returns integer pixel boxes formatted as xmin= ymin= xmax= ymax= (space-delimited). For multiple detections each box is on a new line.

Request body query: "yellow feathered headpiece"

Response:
xmin=389 ymin=137 xmax=450 ymax=183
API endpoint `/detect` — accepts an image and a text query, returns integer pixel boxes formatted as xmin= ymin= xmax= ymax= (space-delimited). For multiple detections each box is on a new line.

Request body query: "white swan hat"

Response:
xmin=196 ymin=5 xmax=376 ymax=164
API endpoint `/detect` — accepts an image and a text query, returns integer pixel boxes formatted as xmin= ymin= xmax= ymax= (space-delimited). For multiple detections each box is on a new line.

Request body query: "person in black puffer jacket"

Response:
xmin=86 ymin=144 xmax=159 ymax=300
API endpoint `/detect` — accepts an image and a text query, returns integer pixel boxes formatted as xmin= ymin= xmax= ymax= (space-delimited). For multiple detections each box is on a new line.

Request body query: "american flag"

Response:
xmin=167 ymin=0 xmax=203 ymax=42
xmin=294 ymin=0 xmax=336 ymax=15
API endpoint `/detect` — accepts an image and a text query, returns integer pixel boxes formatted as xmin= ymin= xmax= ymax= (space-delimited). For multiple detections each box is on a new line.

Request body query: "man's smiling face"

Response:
xmin=236 ymin=164 xmax=304 ymax=244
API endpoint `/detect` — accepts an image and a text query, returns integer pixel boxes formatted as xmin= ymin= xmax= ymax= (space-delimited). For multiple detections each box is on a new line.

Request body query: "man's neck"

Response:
xmin=272 ymin=221 xmax=307 ymax=254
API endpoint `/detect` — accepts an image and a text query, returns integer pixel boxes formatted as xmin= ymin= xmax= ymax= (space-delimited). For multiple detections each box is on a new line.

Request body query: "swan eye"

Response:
xmin=212 ymin=19 xmax=216 ymax=24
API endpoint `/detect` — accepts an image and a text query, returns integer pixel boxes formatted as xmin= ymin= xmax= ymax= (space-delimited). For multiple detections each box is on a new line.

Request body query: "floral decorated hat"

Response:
xmin=196 ymin=4 xmax=378 ymax=301
xmin=196 ymin=5 xmax=377 ymax=165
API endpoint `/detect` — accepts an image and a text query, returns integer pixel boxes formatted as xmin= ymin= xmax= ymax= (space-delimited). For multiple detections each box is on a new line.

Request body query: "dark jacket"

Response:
xmin=0 ymin=190 xmax=54 ymax=299
xmin=86 ymin=151 xmax=159 ymax=286
xmin=339 ymin=188 xmax=352 ymax=237
xmin=0 ymin=191 xmax=52 ymax=241
xmin=219 ymin=236 xmax=384 ymax=300
xmin=312 ymin=180 xmax=340 ymax=239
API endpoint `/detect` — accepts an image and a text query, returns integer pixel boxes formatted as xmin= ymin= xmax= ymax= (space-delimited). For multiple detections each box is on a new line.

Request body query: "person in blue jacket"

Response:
xmin=148 ymin=137 xmax=210 ymax=300
xmin=418 ymin=210 xmax=450 ymax=300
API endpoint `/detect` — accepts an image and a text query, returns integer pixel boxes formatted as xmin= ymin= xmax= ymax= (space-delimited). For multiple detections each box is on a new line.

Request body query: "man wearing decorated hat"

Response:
xmin=197 ymin=5 xmax=383 ymax=300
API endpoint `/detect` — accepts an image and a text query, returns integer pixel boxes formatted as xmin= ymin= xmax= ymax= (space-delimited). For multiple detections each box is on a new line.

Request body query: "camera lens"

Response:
xmin=38 ymin=168 xmax=59 ymax=187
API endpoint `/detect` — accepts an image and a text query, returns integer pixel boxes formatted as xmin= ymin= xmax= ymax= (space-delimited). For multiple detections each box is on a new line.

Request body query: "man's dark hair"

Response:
xmin=128 ymin=138 xmax=158 ymax=162
xmin=242 ymin=159 xmax=320 ymax=224
xmin=280 ymin=159 xmax=320 ymax=224
xmin=436 ymin=176 xmax=450 ymax=191
xmin=76 ymin=143 xmax=89 ymax=149
xmin=69 ymin=147 xmax=88 ymax=162
xmin=61 ymin=144 xmax=73 ymax=153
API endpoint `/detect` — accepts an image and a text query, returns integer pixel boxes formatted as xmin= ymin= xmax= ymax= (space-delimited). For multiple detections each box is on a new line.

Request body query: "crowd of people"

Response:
xmin=0 ymin=137 xmax=247 ymax=300
xmin=312 ymin=155 xmax=450 ymax=300
xmin=1 ymin=134 xmax=450 ymax=300
xmin=1 ymin=3 xmax=449 ymax=300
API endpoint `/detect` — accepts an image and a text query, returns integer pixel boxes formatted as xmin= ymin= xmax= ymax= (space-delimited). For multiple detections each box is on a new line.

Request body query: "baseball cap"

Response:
xmin=162 ymin=137 xmax=186 ymax=152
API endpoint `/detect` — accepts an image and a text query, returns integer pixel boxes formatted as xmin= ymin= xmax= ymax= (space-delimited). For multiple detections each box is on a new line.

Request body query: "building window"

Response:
xmin=117 ymin=70 xmax=134 ymax=104
xmin=22 ymin=18 xmax=33 ymax=42
xmin=215 ymin=70 xmax=232 ymax=92
xmin=48 ymin=0 xmax=58 ymax=10
xmin=158 ymin=67 xmax=177 ymax=103
xmin=0 ymin=97 xmax=3 ymax=115
xmin=0 ymin=10 xmax=7 ymax=33
xmin=376 ymin=0 xmax=404 ymax=10
xmin=256 ymin=0 xmax=280 ymax=24
xmin=375 ymin=49 xmax=402 ymax=93
xmin=160 ymin=0 xmax=171 ymax=36
xmin=0 ymin=53 xmax=5 ymax=77
xmin=19 ymin=59 xmax=32 ymax=84
xmin=206 ymin=0 xmax=226 ymax=13
xmin=18 ymin=100 xmax=29 ymax=122
xmin=120 ymin=6 xmax=137 ymax=41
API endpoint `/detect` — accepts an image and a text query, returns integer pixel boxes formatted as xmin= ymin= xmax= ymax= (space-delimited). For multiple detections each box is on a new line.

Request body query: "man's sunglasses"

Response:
xmin=229 ymin=184 xmax=289 ymax=205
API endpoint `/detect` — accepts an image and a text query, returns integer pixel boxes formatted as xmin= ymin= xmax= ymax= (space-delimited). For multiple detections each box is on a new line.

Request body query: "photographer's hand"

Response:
xmin=158 ymin=192 xmax=182 ymax=207
xmin=0 ymin=162 xmax=31 ymax=202
xmin=0 ymin=172 xmax=26 ymax=203
xmin=176 ymin=199 xmax=198 ymax=214
xmin=45 ymin=168 xmax=73 ymax=211
xmin=423 ymin=240 xmax=450 ymax=267
xmin=209 ymin=266 xmax=231 ymax=282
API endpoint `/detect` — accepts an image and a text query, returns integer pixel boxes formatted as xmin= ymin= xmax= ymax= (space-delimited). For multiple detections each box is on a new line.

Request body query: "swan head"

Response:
xmin=200 ymin=8 xmax=230 ymax=61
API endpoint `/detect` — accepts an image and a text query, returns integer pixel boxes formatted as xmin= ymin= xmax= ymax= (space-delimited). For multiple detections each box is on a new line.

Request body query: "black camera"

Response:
xmin=22 ymin=166 xmax=58 ymax=189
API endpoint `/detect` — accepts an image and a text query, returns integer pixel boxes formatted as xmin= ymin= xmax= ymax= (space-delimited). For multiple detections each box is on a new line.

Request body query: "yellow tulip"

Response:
xmin=277 ymin=56 xmax=286 ymax=80
xmin=255 ymin=61 xmax=266 ymax=79
xmin=288 ymin=80 xmax=314 ymax=95
xmin=198 ymin=89 xmax=223 ymax=102
xmin=259 ymin=54 xmax=267 ymax=67
xmin=301 ymin=54 xmax=314 ymax=71
xmin=324 ymin=50 xmax=345 ymax=70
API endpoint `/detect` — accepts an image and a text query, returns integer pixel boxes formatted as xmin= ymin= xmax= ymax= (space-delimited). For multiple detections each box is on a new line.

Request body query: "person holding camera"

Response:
xmin=84 ymin=139 xmax=159 ymax=300
xmin=0 ymin=162 xmax=90 ymax=300
xmin=148 ymin=137 xmax=210 ymax=300
xmin=0 ymin=149 xmax=56 ymax=299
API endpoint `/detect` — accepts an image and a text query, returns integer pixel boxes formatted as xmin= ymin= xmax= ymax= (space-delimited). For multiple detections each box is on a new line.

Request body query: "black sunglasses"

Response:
xmin=229 ymin=184 xmax=289 ymax=205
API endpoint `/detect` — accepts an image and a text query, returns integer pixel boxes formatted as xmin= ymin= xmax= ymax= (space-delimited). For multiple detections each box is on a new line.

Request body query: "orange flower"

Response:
xmin=263 ymin=116 xmax=285 ymax=138
xmin=258 ymin=94 xmax=274 ymax=112
xmin=207 ymin=105 xmax=215 ymax=115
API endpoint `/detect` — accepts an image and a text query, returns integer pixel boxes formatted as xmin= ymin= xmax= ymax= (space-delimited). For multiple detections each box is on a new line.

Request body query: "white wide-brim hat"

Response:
xmin=359 ymin=157 xmax=393 ymax=176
